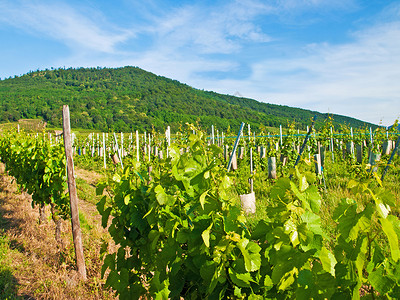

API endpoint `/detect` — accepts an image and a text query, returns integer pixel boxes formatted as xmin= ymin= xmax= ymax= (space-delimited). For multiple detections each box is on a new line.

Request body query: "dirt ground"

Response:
xmin=0 ymin=163 xmax=115 ymax=299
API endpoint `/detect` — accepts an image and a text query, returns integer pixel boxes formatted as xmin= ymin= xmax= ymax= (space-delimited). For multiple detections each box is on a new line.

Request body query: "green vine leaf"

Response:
xmin=368 ymin=265 xmax=396 ymax=295
xmin=380 ymin=217 xmax=400 ymax=262
xmin=202 ymin=223 xmax=213 ymax=248
xmin=199 ymin=190 xmax=208 ymax=209
xmin=320 ymin=247 xmax=337 ymax=276
xmin=237 ymin=238 xmax=261 ymax=272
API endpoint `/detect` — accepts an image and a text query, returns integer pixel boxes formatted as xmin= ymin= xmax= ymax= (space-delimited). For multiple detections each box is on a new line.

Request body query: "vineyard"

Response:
xmin=0 ymin=114 xmax=400 ymax=299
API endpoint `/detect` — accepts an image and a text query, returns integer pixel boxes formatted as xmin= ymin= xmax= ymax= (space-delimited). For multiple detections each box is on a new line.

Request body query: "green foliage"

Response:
xmin=1 ymin=121 xmax=399 ymax=299
xmin=0 ymin=130 xmax=69 ymax=219
xmin=97 ymin=128 xmax=261 ymax=298
xmin=0 ymin=67 xmax=377 ymax=132
xmin=96 ymin=126 xmax=400 ymax=299
xmin=331 ymin=177 xmax=400 ymax=298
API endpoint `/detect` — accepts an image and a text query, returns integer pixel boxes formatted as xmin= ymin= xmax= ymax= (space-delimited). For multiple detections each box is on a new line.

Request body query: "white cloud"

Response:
xmin=1 ymin=0 xmax=398 ymax=126
xmin=275 ymin=0 xmax=357 ymax=10
xmin=145 ymin=1 xmax=272 ymax=55
xmin=64 ymin=1 xmax=399 ymax=126
xmin=0 ymin=1 xmax=132 ymax=53
xmin=198 ymin=20 xmax=400 ymax=125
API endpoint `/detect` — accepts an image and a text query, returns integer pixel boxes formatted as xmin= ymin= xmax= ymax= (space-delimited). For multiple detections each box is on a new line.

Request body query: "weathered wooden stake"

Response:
xmin=368 ymin=151 xmax=381 ymax=173
xmin=230 ymin=152 xmax=238 ymax=170
xmin=250 ymin=147 xmax=253 ymax=193
xmin=113 ymin=133 xmax=124 ymax=169
xmin=148 ymin=134 xmax=151 ymax=163
xmin=62 ymin=105 xmax=87 ymax=280
xmin=211 ymin=125 xmax=215 ymax=144
xmin=166 ymin=126 xmax=171 ymax=157
xmin=121 ymin=132 xmax=124 ymax=157
xmin=268 ymin=157 xmax=277 ymax=179
xmin=330 ymin=127 xmax=334 ymax=162
xmin=248 ymin=124 xmax=251 ymax=143
xmin=97 ymin=133 xmax=100 ymax=156
xmin=357 ymin=144 xmax=363 ymax=163
xmin=370 ymin=127 xmax=373 ymax=146
xmin=314 ymin=154 xmax=322 ymax=175
xmin=136 ymin=130 xmax=139 ymax=162
xmin=103 ymin=133 xmax=106 ymax=169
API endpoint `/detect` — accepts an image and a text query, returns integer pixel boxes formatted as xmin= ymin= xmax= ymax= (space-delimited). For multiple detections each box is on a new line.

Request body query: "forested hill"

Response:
xmin=0 ymin=66 xmax=376 ymax=132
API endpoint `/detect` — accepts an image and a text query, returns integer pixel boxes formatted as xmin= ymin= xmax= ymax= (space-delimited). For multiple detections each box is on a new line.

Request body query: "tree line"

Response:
xmin=0 ymin=66 xmax=377 ymax=132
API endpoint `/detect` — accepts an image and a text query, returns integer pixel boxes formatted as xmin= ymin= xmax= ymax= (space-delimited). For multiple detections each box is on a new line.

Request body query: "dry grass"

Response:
xmin=74 ymin=169 xmax=104 ymax=187
xmin=0 ymin=163 xmax=115 ymax=299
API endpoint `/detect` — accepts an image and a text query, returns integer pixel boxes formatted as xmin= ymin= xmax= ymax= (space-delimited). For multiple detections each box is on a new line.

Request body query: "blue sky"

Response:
xmin=1 ymin=0 xmax=399 ymax=126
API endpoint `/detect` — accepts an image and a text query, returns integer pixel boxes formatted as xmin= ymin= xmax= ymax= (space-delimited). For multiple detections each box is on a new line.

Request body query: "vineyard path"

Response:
xmin=0 ymin=163 xmax=114 ymax=299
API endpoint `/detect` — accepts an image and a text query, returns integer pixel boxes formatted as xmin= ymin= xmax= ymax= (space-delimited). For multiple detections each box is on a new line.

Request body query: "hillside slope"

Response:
xmin=0 ymin=66 xmax=376 ymax=132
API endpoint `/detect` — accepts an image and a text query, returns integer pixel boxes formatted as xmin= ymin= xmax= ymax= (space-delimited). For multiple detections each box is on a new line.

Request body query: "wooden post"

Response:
xmin=370 ymin=127 xmax=373 ymax=146
xmin=121 ymin=132 xmax=124 ymax=157
xmin=260 ymin=146 xmax=266 ymax=159
xmin=91 ymin=133 xmax=95 ymax=157
xmin=268 ymin=157 xmax=277 ymax=179
xmin=136 ymin=130 xmax=140 ymax=162
xmin=368 ymin=151 xmax=381 ymax=173
xmin=62 ymin=105 xmax=87 ymax=280
xmin=238 ymin=147 xmax=245 ymax=159
xmin=320 ymin=146 xmax=326 ymax=168
xmin=144 ymin=131 xmax=147 ymax=156
xmin=113 ymin=133 xmax=124 ymax=169
xmin=250 ymin=148 xmax=253 ymax=193
xmin=129 ymin=132 xmax=133 ymax=152
xmin=356 ymin=144 xmax=362 ymax=163
xmin=231 ymin=152 xmax=238 ymax=170
xmin=314 ymin=154 xmax=322 ymax=175
xmin=148 ymin=133 xmax=151 ymax=163
xmin=102 ymin=133 xmax=106 ymax=168
xmin=97 ymin=133 xmax=100 ymax=156
xmin=224 ymin=145 xmax=229 ymax=161
xmin=350 ymin=127 xmax=354 ymax=155
xmin=166 ymin=126 xmax=171 ymax=157
xmin=330 ymin=127 xmax=334 ymax=162
xmin=248 ymin=124 xmax=251 ymax=143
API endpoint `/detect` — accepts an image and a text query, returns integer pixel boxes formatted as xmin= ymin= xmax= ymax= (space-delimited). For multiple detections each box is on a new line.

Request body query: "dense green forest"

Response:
xmin=0 ymin=66 xmax=377 ymax=132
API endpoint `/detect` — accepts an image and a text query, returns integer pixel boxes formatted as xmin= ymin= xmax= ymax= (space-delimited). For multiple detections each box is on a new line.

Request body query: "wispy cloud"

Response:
xmin=59 ymin=0 xmax=400 ymax=125
xmin=274 ymin=0 xmax=357 ymax=11
xmin=198 ymin=19 xmax=400 ymax=125
xmin=0 ymin=0 xmax=398 ymax=125
xmin=143 ymin=1 xmax=272 ymax=55
xmin=0 ymin=1 xmax=132 ymax=53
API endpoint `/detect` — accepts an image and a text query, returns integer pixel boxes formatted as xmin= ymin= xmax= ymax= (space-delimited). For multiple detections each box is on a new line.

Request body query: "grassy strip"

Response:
xmin=76 ymin=177 xmax=104 ymax=206
xmin=0 ymin=233 xmax=19 ymax=300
